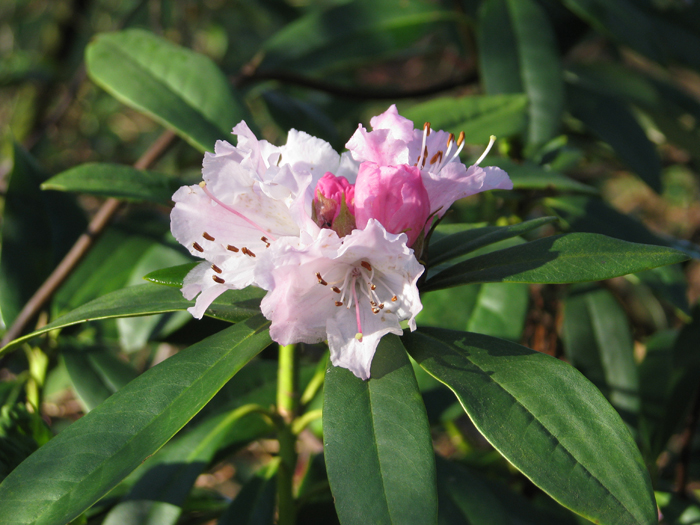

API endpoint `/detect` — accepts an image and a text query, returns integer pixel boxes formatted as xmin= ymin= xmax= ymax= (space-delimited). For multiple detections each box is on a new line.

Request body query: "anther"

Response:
xmin=423 ymin=122 xmax=431 ymax=136
xmin=261 ymin=236 xmax=270 ymax=248
xmin=316 ymin=272 xmax=328 ymax=286
xmin=355 ymin=332 xmax=363 ymax=342
xmin=212 ymin=275 xmax=225 ymax=284
xmin=331 ymin=286 xmax=341 ymax=294
xmin=391 ymin=295 xmax=398 ymax=302
xmin=379 ymin=303 xmax=384 ymax=309
xmin=202 ymin=232 xmax=215 ymax=241
xmin=447 ymin=133 xmax=454 ymax=148
xmin=335 ymin=301 xmax=343 ymax=307
xmin=457 ymin=131 xmax=465 ymax=147
xmin=430 ymin=151 xmax=443 ymax=165
xmin=371 ymin=284 xmax=377 ymax=290
xmin=241 ymin=247 xmax=256 ymax=257
xmin=227 ymin=245 xmax=239 ymax=252
xmin=192 ymin=242 xmax=204 ymax=252
xmin=361 ymin=261 xmax=372 ymax=271
xmin=372 ymin=308 xmax=380 ymax=314
xmin=211 ymin=264 xmax=222 ymax=274
xmin=422 ymin=146 xmax=428 ymax=167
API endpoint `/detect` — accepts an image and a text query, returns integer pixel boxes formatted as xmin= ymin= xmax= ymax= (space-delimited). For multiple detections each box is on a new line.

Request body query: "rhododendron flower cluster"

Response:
xmin=171 ymin=105 xmax=512 ymax=379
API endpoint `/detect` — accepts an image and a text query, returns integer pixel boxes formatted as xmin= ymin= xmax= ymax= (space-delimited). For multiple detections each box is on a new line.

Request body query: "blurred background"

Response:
xmin=4 ymin=0 xmax=700 ymax=523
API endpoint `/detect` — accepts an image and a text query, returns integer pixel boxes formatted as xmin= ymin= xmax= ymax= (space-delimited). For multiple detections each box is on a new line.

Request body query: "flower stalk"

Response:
xmin=277 ymin=344 xmax=299 ymax=525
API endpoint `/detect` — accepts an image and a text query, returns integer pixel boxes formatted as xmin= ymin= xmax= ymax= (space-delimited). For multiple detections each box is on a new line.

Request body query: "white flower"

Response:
xmin=255 ymin=219 xmax=424 ymax=380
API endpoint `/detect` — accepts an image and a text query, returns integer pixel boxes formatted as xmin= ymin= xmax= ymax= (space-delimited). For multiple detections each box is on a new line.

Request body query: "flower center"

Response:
xmin=414 ymin=122 xmax=496 ymax=174
xmin=315 ymin=261 xmax=398 ymax=342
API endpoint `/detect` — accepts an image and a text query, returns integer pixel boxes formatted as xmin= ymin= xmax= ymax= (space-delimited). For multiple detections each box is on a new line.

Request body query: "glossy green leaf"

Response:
xmin=86 ymin=29 xmax=247 ymax=152
xmin=0 ymin=283 xmax=265 ymax=356
xmin=63 ymin=347 xmax=139 ymax=412
xmin=479 ymin=0 xmax=564 ymax=145
xmin=402 ymin=94 xmax=528 ymax=146
xmin=0 ymin=145 xmax=86 ymax=327
xmin=258 ymin=0 xmax=459 ymax=75
xmin=423 ymin=233 xmax=689 ymax=291
xmin=436 ymin=457 xmax=578 ymax=525
xmin=42 ymin=163 xmax=187 ymax=204
xmin=562 ymin=285 xmax=640 ymax=428
xmin=491 ymin=160 xmax=597 ymax=195
xmin=568 ymin=84 xmax=662 ymax=192
xmin=0 ymin=317 xmax=272 ymax=525
xmin=324 ymin=335 xmax=437 ymax=525
xmin=143 ymin=263 xmax=198 ymax=288
xmin=404 ymin=328 xmax=657 ymax=524
xmin=428 ymin=216 xmax=557 ymax=267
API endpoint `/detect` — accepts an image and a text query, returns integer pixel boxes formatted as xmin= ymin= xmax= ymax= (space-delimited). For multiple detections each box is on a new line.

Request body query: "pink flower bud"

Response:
xmin=354 ymin=162 xmax=431 ymax=247
xmin=313 ymin=172 xmax=356 ymax=236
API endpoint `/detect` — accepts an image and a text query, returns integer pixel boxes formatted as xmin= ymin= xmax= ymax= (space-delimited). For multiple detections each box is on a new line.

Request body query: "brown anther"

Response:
xmin=212 ymin=275 xmax=225 ymax=284
xmin=261 ymin=236 xmax=270 ymax=247
xmin=423 ymin=122 xmax=431 ymax=136
xmin=422 ymin=146 xmax=428 ymax=167
xmin=447 ymin=133 xmax=455 ymax=148
xmin=370 ymin=284 xmax=377 ymax=290
xmin=430 ymin=151 xmax=443 ymax=165
xmin=372 ymin=308 xmax=380 ymax=314
xmin=192 ymin=242 xmax=204 ymax=252
xmin=211 ymin=264 xmax=222 ymax=274
xmin=335 ymin=301 xmax=343 ymax=307
xmin=457 ymin=131 xmax=465 ymax=147
xmin=391 ymin=295 xmax=398 ymax=302
xmin=227 ymin=245 xmax=239 ymax=252
xmin=379 ymin=303 xmax=384 ymax=309
xmin=241 ymin=247 xmax=256 ymax=257
xmin=316 ymin=272 xmax=328 ymax=286
xmin=202 ymin=232 xmax=215 ymax=241
xmin=331 ymin=286 xmax=341 ymax=294
xmin=370 ymin=301 xmax=377 ymax=307
xmin=361 ymin=261 xmax=372 ymax=271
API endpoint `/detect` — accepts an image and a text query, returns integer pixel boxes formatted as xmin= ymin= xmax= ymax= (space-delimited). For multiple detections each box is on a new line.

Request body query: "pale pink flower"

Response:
xmin=346 ymin=104 xmax=513 ymax=221
xmin=171 ymin=122 xmax=341 ymax=318
xmin=255 ymin=219 xmax=423 ymax=380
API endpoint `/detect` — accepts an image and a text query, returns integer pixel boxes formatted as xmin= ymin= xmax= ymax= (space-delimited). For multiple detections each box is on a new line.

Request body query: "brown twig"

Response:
xmin=235 ymin=70 xmax=478 ymax=100
xmin=675 ymin=381 xmax=700 ymax=496
xmin=1 ymin=129 xmax=177 ymax=348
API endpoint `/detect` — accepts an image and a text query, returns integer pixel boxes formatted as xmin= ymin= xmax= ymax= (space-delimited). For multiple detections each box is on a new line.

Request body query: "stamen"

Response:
xmin=227 ymin=245 xmax=239 ymax=252
xmin=202 ymin=232 xmax=215 ymax=241
xmin=371 ymin=284 xmax=376 ymax=290
xmin=372 ymin=308 xmax=380 ymax=314
xmin=474 ymin=135 xmax=497 ymax=166
xmin=199 ymin=182 xmax=277 ymax=241
xmin=212 ymin=275 xmax=225 ymax=284
xmin=430 ymin=151 xmax=443 ymax=165
xmin=421 ymin=146 xmax=428 ymax=168
xmin=361 ymin=261 xmax=372 ymax=272
xmin=211 ymin=264 xmax=222 ymax=274
xmin=392 ymin=295 xmax=398 ymax=302
xmin=261 ymin=236 xmax=270 ymax=248
xmin=416 ymin=122 xmax=431 ymax=167
xmin=352 ymin=275 xmax=363 ymax=342
xmin=316 ymin=272 xmax=328 ymax=286
xmin=446 ymin=131 xmax=466 ymax=164
xmin=241 ymin=247 xmax=256 ymax=257
xmin=457 ymin=131 xmax=465 ymax=147
xmin=331 ymin=286 xmax=341 ymax=294
xmin=193 ymin=242 xmax=204 ymax=252
xmin=335 ymin=301 xmax=343 ymax=307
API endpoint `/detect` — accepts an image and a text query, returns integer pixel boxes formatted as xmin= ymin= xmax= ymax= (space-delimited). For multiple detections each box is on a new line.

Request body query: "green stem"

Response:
xmin=277 ymin=344 xmax=299 ymax=525
xmin=292 ymin=409 xmax=323 ymax=435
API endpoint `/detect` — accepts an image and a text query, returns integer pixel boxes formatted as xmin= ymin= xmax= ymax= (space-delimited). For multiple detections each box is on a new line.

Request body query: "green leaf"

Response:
xmin=42 ymin=163 xmax=187 ymax=204
xmin=86 ymin=29 xmax=247 ymax=152
xmin=423 ymin=233 xmax=689 ymax=292
xmin=491 ymin=159 xmax=597 ymax=195
xmin=427 ymin=217 xmax=558 ymax=267
xmin=562 ymin=285 xmax=640 ymax=428
xmin=402 ymin=94 xmax=528 ymax=146
xmin=568 ymin=83 xmax=662 ymax=192
xmin=62 ymin=347 xmax=139 ymax=412
xmin=0 ymin=317 xmax=272 ymax=525
xmin=0 ymin=283 xmax=265 ymax=356
xmin=324 ymin=335 xmax=437 ymax=525
xmin=478 ymin=0 xmax=564 ymax=145
xmin=404 ymin=328 xmax=657 ymax=525
xmin=143 ymin=263 xmax=198 ymax=288
xmin=0 ymin=144 xmax=86 ymax=327
xmin=258 ymin=0 xmax=460 ymax=75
